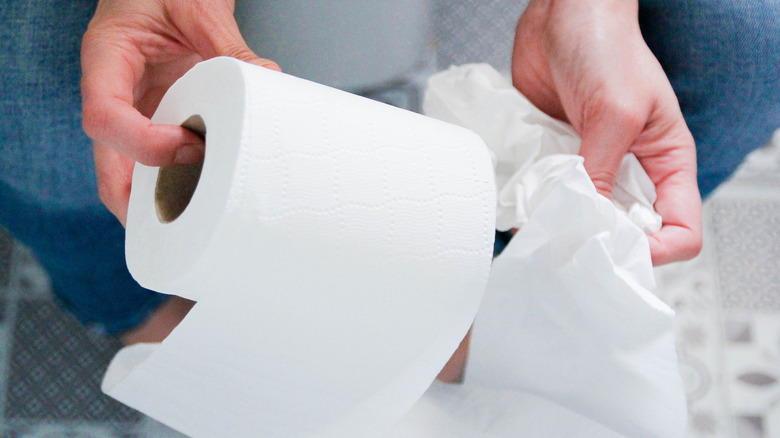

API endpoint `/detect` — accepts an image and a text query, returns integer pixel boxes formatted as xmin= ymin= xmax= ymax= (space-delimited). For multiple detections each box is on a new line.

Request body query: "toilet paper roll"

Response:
xmin=103 ymin=57 xmax=496 ymax=437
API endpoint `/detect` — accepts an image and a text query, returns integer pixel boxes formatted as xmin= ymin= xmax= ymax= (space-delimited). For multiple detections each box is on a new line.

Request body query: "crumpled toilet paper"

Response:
xmin=103 ymin=57 xmax=496 ymax=438
xmin=422 ymin=63 xmax=662 ymax=235
xmin=389 ymin=64 xmax=686 ymax=437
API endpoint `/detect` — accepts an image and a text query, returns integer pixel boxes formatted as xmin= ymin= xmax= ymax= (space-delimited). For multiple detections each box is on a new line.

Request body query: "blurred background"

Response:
xmin=1 ymin=0 xmax=778 ymax=436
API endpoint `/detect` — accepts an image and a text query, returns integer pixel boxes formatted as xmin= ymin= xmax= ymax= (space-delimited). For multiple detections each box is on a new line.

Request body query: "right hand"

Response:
xmin=81 ymin=0 xmax=279 ymax=225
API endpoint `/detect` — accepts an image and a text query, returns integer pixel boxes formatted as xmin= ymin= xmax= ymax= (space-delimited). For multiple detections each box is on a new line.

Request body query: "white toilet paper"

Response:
xmin=422 ymin=63 xmax=663 ymax=235
xmin=389 ymin=64 xmax=686 ymax=437
xmin=103 ymin=57 xmax=496 ymax=437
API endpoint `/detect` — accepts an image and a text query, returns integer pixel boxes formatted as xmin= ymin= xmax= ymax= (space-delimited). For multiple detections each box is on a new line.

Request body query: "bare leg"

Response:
xmin=436 ymin=329 xmax=471 ymax=383
xmin=119 ymin=296 xmax=195 ymax=345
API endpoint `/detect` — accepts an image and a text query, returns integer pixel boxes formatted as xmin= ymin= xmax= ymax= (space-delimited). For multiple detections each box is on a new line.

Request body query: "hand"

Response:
xmin=512 ymin=0 xmax=702 ymax=265
xmin=81 ymin=0 xmax=279 ymax=225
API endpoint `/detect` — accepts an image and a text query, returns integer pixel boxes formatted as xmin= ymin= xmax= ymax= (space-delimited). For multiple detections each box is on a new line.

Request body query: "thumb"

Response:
xmin=576 ymin=102 xmax=646 ymax=199
xmin=177 ymin=2 xmax=280 ymax=71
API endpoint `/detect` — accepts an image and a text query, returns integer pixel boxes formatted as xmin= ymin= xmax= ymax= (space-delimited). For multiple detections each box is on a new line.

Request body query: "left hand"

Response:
xmin=511 ymin=0 xmax=702 ymax=265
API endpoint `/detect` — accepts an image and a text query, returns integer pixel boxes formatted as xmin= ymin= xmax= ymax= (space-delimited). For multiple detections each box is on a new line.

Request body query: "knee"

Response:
xmin=640 ymin=0 xmax=779 ymax=195
xmin=0 ymin=181 xmax=115 ymax=256
xmin=641 ymin=0 xmax=779 ymax=78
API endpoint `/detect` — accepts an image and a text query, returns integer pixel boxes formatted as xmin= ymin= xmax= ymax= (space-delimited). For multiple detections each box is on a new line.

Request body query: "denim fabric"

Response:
xmin=640 ymin=0 xmax=780 ymax=197
xmin=0 ymin=0 xmax=168 ymax=335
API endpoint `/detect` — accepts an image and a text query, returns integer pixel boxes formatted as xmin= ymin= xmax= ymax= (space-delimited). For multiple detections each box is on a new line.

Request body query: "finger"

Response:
xmin=577 ymin=99 xmax=647 ymax=199
xmin=643 ymin=148 xmax=703 ymax=265
xmin=648 ymin=222 xmax=702 ymax=266
xmin=177 ymin=2 xmax=280 ymax=70
xmin=81 ymin=32 xmax=205 ymax=166
xmin=93 ymin=142 xmax=136 ymax=227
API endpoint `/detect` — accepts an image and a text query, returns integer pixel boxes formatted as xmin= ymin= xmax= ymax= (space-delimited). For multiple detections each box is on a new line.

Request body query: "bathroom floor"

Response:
xmin=653 ymin=135 xmax=780 ymax=438
xmin=1 ymin=0 xmax=778 ymax=436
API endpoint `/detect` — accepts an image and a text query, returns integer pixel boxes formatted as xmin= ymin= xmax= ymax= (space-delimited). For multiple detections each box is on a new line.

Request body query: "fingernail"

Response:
xmin=174 ymin=144 xmax=204 ymax=165
xmin=265 ymin=61 xmax=282 ymax=72
xmin=258 ymin=60 xmax=281 ymax=71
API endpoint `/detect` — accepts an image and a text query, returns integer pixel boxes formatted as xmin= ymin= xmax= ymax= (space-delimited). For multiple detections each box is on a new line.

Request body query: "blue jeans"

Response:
xmin=0 ymin=0 xmax=168 ymax=335
xmin=640 ymin=0 xmax=780 ymax=197
xmin=1 ymin=1 xmax=778 ymax=329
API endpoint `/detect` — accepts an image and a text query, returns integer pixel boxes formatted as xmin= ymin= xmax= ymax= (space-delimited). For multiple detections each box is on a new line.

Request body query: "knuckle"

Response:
xmin=685 ymin=232 xmax=704 ymax=259
xmin=218 ymin=41 xmax=255 ymax=61
xmin=188 ymin=0 xmax=213 ymax=17
xmin=585 ymin=168 xmax=617 ymax=197
xmin=585 ymin=87 xmax=647 ymax=131
xmin=590 ymin=177 xmax=615 ymax=198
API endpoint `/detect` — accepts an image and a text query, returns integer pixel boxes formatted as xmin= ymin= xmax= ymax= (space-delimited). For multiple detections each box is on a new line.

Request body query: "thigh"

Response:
xmin=639 ymin=0 xmax=780 ymax=197
xmin=0 ymin=0 xmax=97 ymax=205
xmin=0 ymin=0 xmax=167 ymax=335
